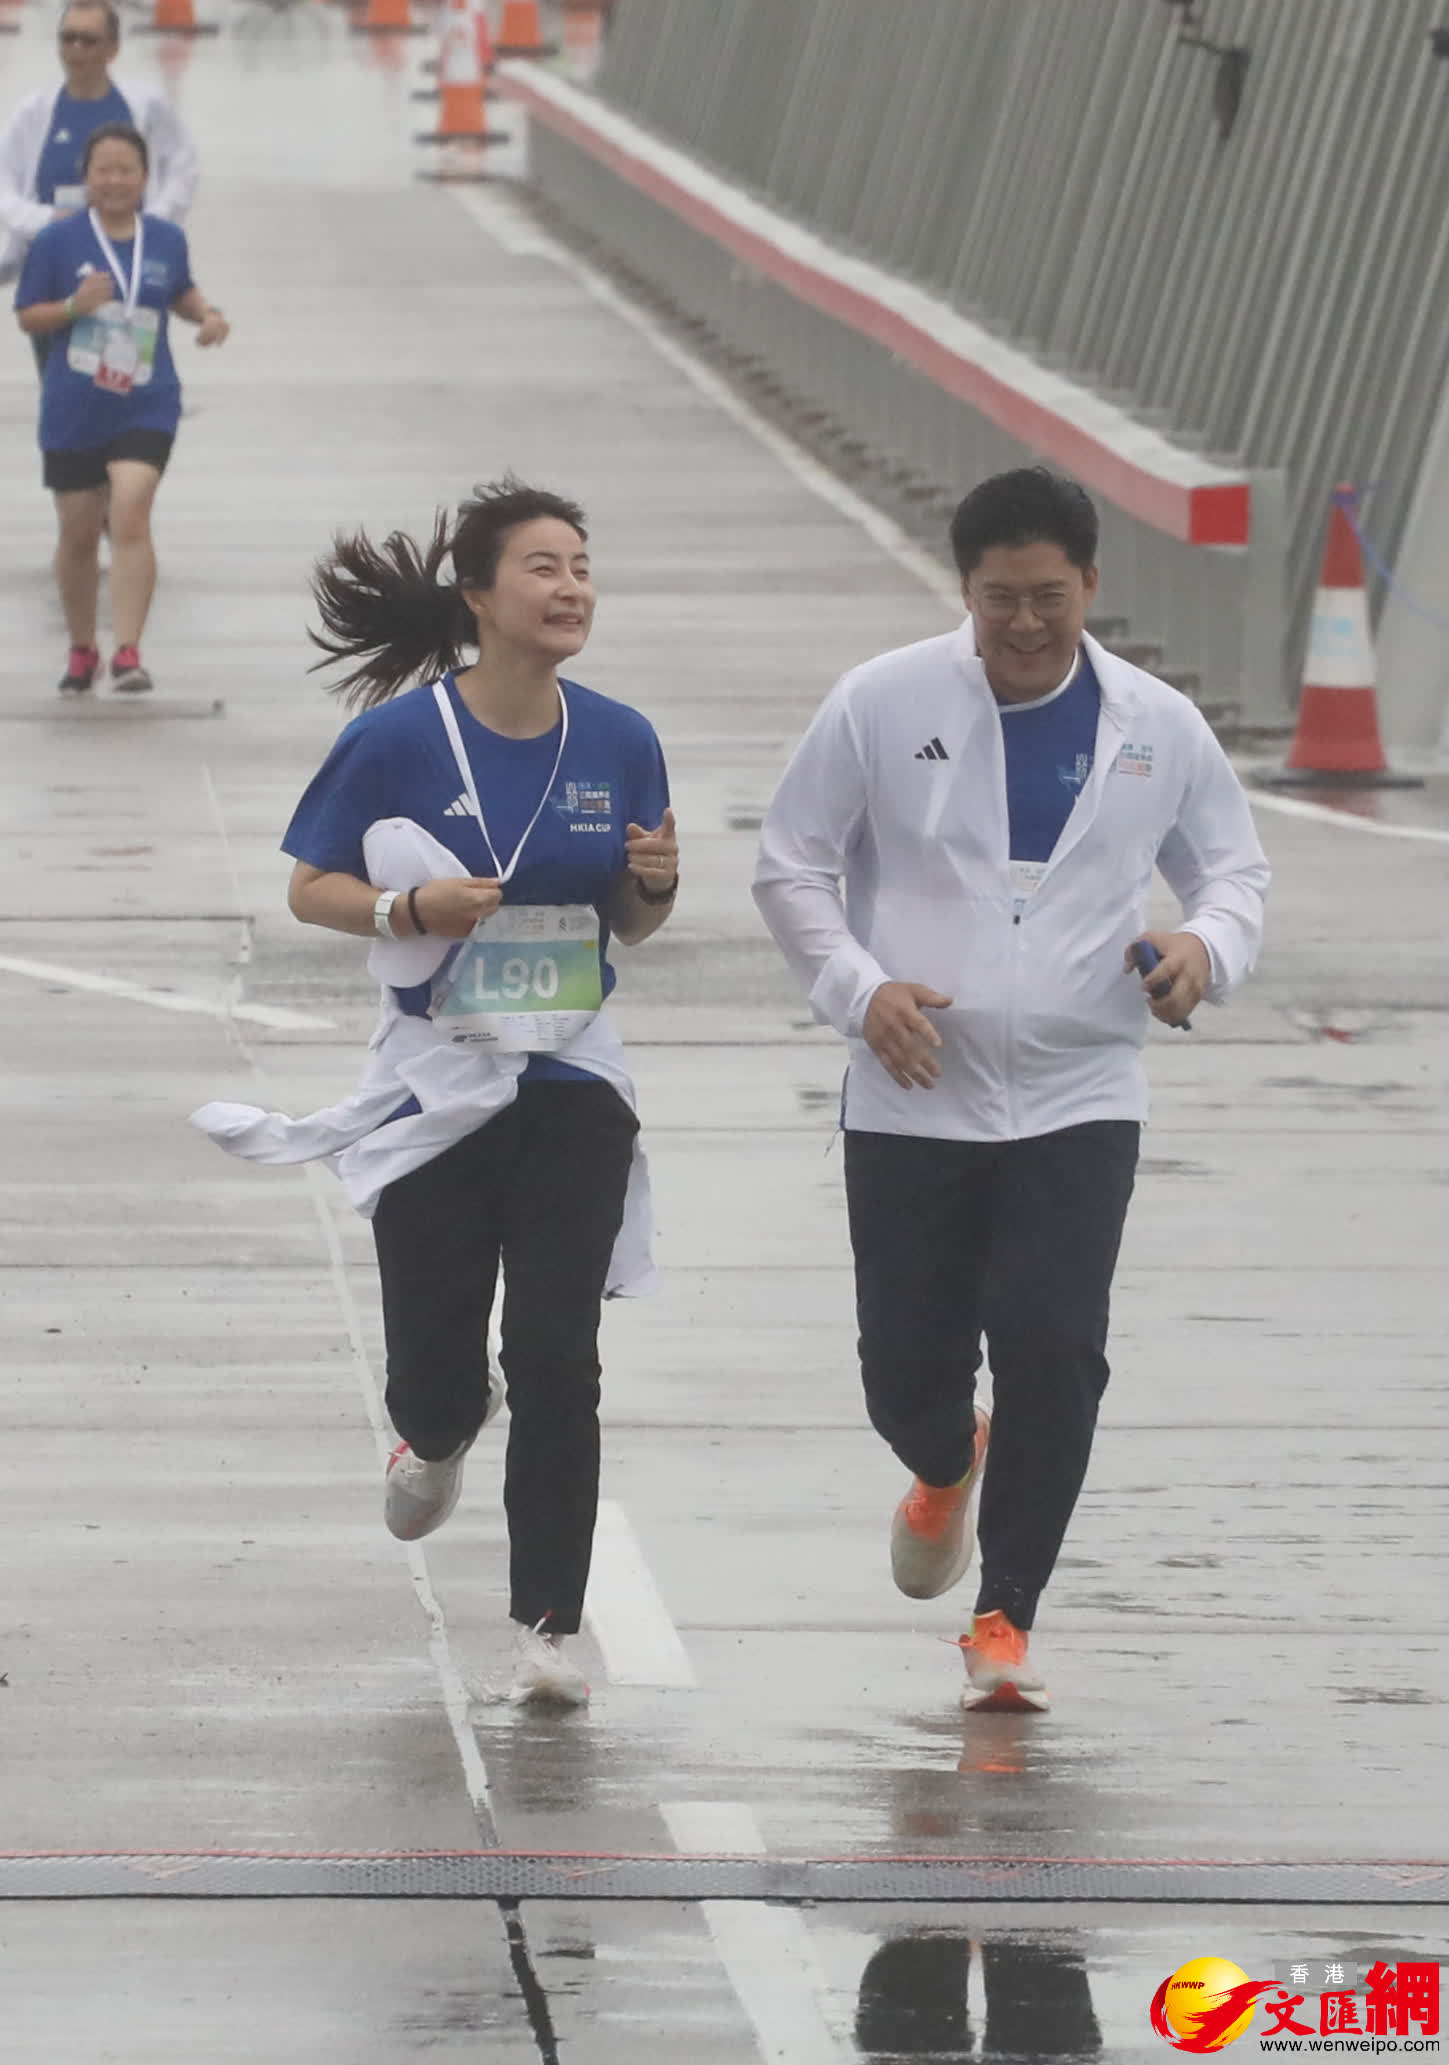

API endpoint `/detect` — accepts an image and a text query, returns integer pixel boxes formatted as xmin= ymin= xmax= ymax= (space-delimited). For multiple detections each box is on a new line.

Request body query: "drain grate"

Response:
xmin=0 ymin=1852 xmax=1445 ymax=1903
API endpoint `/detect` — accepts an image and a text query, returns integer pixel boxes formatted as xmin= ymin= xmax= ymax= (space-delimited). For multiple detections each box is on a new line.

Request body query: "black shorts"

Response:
xmin=43 ymin=429 xmax=174 ymax=495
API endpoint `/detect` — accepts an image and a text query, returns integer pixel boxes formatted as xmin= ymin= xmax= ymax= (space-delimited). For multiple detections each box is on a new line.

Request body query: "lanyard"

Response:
xmin=88 ymin=208 xmax=143 ymax=314
xmin=432 ymin=678 xmax=569 ymax=885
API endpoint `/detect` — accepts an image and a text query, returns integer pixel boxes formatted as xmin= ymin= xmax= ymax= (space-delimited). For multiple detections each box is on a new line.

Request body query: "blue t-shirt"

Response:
xmin=15 ymin=212 xmax=193 ymax=451
xmin=1000 ymin=651 xmax=1102 ymax=862
xmin=34 ymin=85 xmax=134 ymax=205
xmin=283 ymin=673 xmax=671 ymax=1085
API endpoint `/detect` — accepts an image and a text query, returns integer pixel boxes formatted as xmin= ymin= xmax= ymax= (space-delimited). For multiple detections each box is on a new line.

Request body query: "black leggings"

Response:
xmin=843 ymin=1120 xmax=1140 ymax=1630
xmin=371 ymin=1080 xmax=638 ymax=1634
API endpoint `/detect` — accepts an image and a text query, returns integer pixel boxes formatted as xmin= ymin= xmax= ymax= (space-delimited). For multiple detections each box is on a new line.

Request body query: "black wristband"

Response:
xmin=407 ymin=886 xmax=428 ymax=935
xmin=636 ymin=872 xmax=678 ymax=906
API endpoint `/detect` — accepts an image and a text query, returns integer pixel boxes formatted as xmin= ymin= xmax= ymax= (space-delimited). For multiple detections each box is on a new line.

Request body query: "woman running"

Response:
xmin=13 ymin=120 xmax=227 ymax=697
xmin=192 ymin=479 xmax=678 ymax=1707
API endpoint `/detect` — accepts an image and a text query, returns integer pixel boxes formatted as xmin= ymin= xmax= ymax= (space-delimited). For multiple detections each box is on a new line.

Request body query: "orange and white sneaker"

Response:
xmin=889 ymin=1406 xmax=991 ymax=1600
xmin=959 ymin=1610 xmax=1050 ymax=1713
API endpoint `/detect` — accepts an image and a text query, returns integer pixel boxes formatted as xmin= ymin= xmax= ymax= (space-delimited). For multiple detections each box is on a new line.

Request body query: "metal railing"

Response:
xmin=516 ymin=0 xmax=1449 ymax=730
xmin=510 ymin=58 xmax=1284 ymax=725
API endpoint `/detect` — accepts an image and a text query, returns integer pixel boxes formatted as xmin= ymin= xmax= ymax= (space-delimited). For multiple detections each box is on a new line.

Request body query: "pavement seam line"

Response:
xmin=202 ymin=761 xmax=565 ymax=2062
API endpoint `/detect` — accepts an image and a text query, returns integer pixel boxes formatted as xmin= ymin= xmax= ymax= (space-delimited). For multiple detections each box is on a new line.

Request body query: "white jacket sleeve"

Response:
xmin=140 ymin=89 xmax=200 ymax=221
xmin=752 ymin=682 xmax=892 ymax=1039
xmin=0 ymin=96 xmax=56 ymax=244
xmin=1155 ymin=716 xmax=1270 ymax=1001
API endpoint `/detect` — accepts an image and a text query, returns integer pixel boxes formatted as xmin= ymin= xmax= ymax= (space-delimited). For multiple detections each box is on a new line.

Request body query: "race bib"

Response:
xmin=67 ymin=304 xmax=158 ymax=390
xmin=430 ymin=904 xmax=603 ymax=1053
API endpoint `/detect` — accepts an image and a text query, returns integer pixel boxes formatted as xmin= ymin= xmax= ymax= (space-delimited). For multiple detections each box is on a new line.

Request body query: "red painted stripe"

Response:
xmin=504 ymin=75 xmax=1252 ymax=549
xmin=1320 ymin=497 xmax=1365 ymax=588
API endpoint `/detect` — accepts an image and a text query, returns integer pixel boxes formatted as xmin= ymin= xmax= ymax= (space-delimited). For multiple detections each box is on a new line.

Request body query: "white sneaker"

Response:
xmin=384 ymin=1437 xmax=472 ymax=1541
xmin=383 ymin=1382 xmax=503 ymax=1542
xmin=890 ymin=1406 xmax=991 ymax=1600
xmin=509 ymin=1623 xmax=590 ymax=1707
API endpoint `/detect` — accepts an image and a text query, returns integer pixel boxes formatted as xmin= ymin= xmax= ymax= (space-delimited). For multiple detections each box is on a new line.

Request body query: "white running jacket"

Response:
xmin=753 ymin=624 xmax=1269 ymax=1141
xmin=0 ymin=76 xmax=200 ymax=281
xmin=190 ymin=819 xmax=657 ymax=1295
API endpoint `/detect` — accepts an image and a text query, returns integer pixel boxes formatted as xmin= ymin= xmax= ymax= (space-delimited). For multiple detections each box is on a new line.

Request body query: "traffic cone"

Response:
xmin=137 ymin=0 xmax=219 ymax=37
xmin=352 ymin=0 xmax=427 ymax=38
xmin=496 ymin=0 xmax=556 ymax=56
xmin=561 ymin=0 xmax=603 ymax=75
xmin=413 ymin=0 xmax=493 ymax=94
xmin=1256 ymin=487 xmax=1422 ymax=789
xmin=415 ymin=0 xmax=509 ymax=159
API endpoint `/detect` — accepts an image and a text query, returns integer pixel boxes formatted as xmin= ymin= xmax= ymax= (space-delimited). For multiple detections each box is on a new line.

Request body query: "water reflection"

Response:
xmin=856 ymin=1934 xmax=1101 ymax=2061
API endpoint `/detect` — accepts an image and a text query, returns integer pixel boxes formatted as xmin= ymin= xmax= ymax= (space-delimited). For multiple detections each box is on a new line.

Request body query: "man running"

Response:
xmin=753 ymin=467 xmax=1269 ymax=1714
xmin=1 ymin=0 xmax=199 ymax=337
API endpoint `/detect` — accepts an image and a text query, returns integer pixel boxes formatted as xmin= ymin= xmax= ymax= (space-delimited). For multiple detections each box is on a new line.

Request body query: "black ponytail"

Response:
xmin=308 ymin=478 xmax=588 ymax=709
xmin=308 ymin=513 xmax=475 ymax=709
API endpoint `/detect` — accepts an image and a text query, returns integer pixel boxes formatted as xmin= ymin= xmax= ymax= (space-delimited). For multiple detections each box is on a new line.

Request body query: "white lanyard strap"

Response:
xmin=432 ymin=678 xmax=569 ymax=885
xmin=88 ymin=208 xmax=143 ymax=314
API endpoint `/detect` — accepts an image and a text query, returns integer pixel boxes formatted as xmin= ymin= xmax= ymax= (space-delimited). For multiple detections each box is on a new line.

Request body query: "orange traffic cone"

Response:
xmin=560 ymin=0 xmax=603 ymax=76
xmin=496 ymin=0 xmax=556 ymax=56
xmin=137 ymin=0 xmax=219 ymax=37
xmin=1257 ymin=487 xmax=1421 ymax=790
xmin=352 ymin=0 xmax=427 ymax=38
xmin=412 ymin=0 xmax=493 ymax=92
xmin=415 ymin=0 xmax=509 ymax=160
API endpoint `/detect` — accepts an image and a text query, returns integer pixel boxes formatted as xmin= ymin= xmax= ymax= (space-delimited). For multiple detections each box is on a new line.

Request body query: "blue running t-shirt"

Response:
xmin=34 ymin=85 xmax=133 ymax=207
xmin=15 ymin=211 xmax=193 ymax=451
xmin=283 ymin=673 xmax=670 ymax=1084
xmin=999 ymin=651 xmax=1102 ymax=863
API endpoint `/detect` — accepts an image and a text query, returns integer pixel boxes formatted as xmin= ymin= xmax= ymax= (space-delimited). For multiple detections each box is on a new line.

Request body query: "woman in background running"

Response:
xmin=14 ymin=120 xmax=227 ymax=696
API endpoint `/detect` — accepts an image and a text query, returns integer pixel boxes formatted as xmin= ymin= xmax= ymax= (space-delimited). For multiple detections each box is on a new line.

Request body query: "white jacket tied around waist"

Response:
xmin=190 ymin=819 xmax=657 ymax=1298
xmin=752 ymin=624 xmax=1269 ymax=1142
xmin=0 ymin=76 xmax=200 ymax=280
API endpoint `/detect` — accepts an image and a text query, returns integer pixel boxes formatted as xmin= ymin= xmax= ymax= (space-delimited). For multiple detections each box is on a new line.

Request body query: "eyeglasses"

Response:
xmin=971 ymin=586 xmax=1076 ymax=625
xmin=59 ymin=28 xmax=106 ymax=43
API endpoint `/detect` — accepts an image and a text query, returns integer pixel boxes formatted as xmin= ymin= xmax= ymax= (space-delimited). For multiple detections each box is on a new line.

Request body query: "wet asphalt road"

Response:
xmin=1 ymin=5 xmax=1446 ymax=2059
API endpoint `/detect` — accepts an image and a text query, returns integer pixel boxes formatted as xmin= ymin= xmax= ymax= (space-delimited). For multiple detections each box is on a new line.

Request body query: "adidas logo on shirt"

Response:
xmin=914 ymin=737 xmax=949 ymax=762
xmin=443 ymin=793 xmax=474 ymax=818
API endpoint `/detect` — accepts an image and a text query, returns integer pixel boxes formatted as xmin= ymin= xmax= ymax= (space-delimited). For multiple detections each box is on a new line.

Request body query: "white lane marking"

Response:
xmin=662 ymin=1802 xmax=849 ymax=2065
xmin=303 ymin=1163 xmax=499 ymax=1828
xmin=450 ymin=186 xmax=963 ymax=617
xmin=453 ymin=186 xmax=560 ymax=257
xmin=0 ymin=951 xmax=334 ymax=1031
xmin=584 ymin=1500 xmax=697 ymax=1687
xmin=1248 ymin=787 xmax=1449 ymax=844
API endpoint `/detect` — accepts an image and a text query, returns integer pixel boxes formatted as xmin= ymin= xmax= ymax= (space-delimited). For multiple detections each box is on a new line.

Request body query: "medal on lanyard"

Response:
xmin=88 ymin=208 xmax=144 ymax=395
